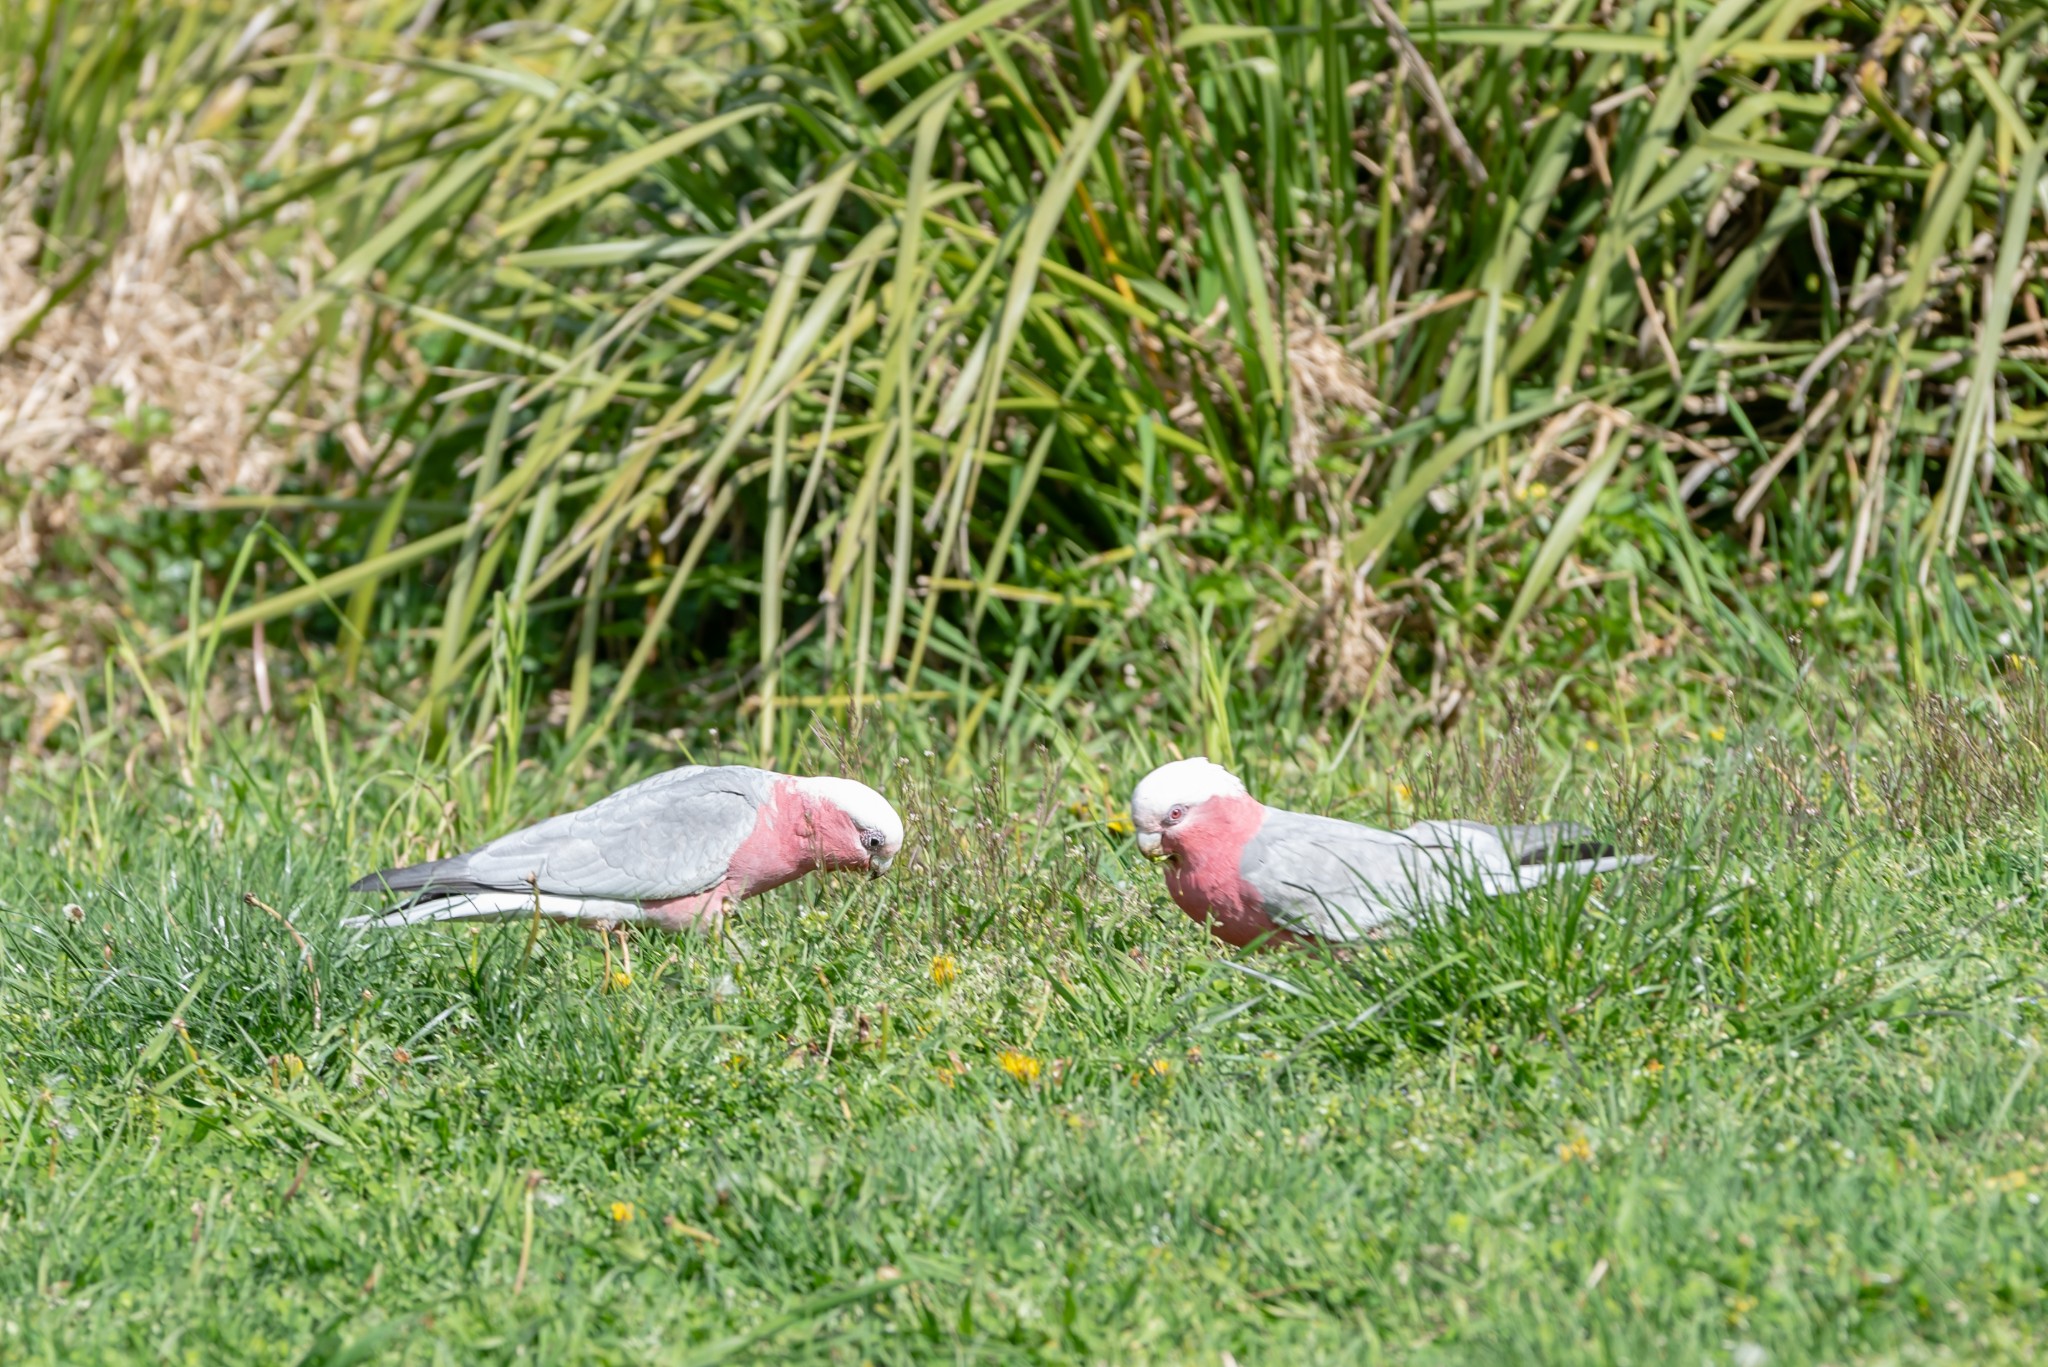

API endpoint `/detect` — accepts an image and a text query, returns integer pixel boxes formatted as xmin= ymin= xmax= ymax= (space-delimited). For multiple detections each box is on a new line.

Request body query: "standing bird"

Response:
xmin=1129 ymin=757 xmax=1645 ymax=948
xmin=344 ymin=766 xmax=902 ymax=972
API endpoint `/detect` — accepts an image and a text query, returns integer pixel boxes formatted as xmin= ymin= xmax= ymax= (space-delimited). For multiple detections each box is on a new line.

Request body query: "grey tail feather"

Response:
xmin=1476 ymin=851 xmax=1654 ymax=898
xmin=348 ymin=854 xmax=472 ymax=896
xmin=1554 ymin=853 xmax=1653 ymax=877
xmin=342 ymin=891 xmax=657 ymax=930
xmin=1490 ymin=823 xmax=1613 ymax=864
xmin=340 ymin=891 xmax=526 ymax=929
xmin=1497 ymin=821 xmax=1620 ymax=865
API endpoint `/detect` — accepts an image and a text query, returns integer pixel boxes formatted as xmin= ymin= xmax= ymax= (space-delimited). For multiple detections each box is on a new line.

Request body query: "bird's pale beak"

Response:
xmin=1136 ymin=830 xmax=1165 ymax=860
xmin=868 ymin=853 xmax=895 ymax=878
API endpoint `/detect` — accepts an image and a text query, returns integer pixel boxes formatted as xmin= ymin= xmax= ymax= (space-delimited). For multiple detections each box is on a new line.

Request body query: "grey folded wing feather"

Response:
xmin=1240 ymin=810 xmax=1644 ymax=943
xmin=349 ymin=765 xmax=782 ymax=903
xmin=1438 ymin=819 xmax=1613 ymax=864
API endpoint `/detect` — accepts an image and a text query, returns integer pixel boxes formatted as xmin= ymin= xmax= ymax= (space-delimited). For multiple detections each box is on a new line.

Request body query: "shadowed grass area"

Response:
xmin=5 ymin=0 xmax=2046 ymax=755
xmin=5 ymin=691 xmax=2048 ymax=1362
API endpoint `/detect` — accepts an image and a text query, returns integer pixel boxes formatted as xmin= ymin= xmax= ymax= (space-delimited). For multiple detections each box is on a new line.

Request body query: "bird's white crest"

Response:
xmin=795 ymin=776 xmax=904 ymax=851
xmin=1130 ymin=757 xmax=1249 ymax=830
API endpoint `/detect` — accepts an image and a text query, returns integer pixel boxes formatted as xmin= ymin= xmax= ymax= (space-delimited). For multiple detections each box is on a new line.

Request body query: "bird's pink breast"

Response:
xmin=640 ymin=885 xmax=734 ymax=930
xmin=725 ymin=781 xmax=821 ymax=896
xmin=1161 ymin=795 xmax=1293 ymax=948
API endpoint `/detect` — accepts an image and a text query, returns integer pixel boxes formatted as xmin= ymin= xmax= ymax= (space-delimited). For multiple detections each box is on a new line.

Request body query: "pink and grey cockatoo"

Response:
xmin=1129 ymin=757 xmax=1645 ymax=947
xmin=344 ymin=765 xmax=902 ymax=933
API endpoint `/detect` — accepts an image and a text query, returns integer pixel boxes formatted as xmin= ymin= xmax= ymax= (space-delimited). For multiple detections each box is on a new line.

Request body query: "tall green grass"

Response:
xmin=6 ymin=0 xmax=2047 ymax=754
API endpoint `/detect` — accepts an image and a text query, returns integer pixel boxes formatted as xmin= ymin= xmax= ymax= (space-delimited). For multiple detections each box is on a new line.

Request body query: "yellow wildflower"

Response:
xmin=930 ymin=954 xmax=958 ymax=988
xmin=1557 ymin=1133 xmax=1594 ymax=1164
xmin=608 ymin=969 xmax=633 ymax=990
xmin=1706 ymin=726 xmax=1726 ymax=743
xmin=1807 ymin=590 xmax=1829 ymax=608
xmin=1581 ymin=739 xmax=1599 ymax=753
xmin=997 ymin=1049 xmax=1042 ymax=1083
xmin=610 ymin=1201 xmax=635 ymax=1223
xmin=1394 ymin=783 xmax=1412 ymax=802
xmin=1150 ymin=1058 xmax=1172 ymax=1078
xmin=1107 ymin=815 xmax=1134 ymax=836
xmin=1523 ymin=481 xmax=1550 ymax=501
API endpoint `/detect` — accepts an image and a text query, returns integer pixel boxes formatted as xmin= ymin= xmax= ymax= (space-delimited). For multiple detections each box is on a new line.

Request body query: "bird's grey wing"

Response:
xmin=1400 ymin=819 xmax=1638 ymax=881
xmin=1399 ymin=819 xmax=1645 ymax=894
xmin=1421 ymin=819 xmax=1613 ymax=864
xmin=1396 ymin=821 xmax=1519 ymax=873
xmin=355 ymin=766 xmax=779 ymax=900
xmin=1239 ymin=810 xmax=1454 ymax=941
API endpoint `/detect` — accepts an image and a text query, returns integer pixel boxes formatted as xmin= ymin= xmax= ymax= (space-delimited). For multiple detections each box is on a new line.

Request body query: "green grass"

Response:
xmin=7 ymin=690 xmax=2048 ymax=1362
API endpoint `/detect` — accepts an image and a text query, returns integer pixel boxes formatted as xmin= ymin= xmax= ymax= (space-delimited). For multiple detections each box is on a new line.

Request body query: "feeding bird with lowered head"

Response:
xmin=345 ymin=765 xmax=902 ymax=968
xmin=1129 ymin=757 xmax=1645 ymax=948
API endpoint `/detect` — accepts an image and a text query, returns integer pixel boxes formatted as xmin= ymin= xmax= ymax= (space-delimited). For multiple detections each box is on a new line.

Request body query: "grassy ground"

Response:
xmin=6 ymin=694 xmax=2048 ymax=1364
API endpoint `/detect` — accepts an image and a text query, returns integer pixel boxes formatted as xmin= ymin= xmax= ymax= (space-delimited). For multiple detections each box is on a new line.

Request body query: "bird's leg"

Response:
xmin=616 ymin=927 xmax=633 ymax=980
xmin=596 ymin=919 xmax=616 ymax=989
xmin=711 ymin=897 xmax=753 ymax=965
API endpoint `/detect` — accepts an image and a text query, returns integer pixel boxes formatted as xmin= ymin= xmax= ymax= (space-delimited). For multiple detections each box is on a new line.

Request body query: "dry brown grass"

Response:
xmin=0 ymin=103 xmax=316 ymax=610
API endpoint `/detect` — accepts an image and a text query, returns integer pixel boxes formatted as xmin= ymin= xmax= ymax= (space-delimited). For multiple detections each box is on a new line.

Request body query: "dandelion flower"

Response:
xmin=930 ymin=954 xmax=958 ymax=988
xmin=1150 ymin=1058 xmax=1172 ymax=1078
xmin=1581 ymin=739 xmax=1599 ymax=753
xmin=610 ymin=1201 xmax=635 ymax=1223
xmin=997 ymin=1049 xmax=1042 ymax=1083
xmin=1807 ymin=590 xmax=1829 ymax=608
xmin=1106 ymin=815 xmax=1134 ymax=836
xmin=608 ymin=969 xmax=633 ymax=990
xmin=1557 ymin=1133 xmax=1594 ymax=1164
xmin=1706 ymin=726 xmax=1726 ymax=743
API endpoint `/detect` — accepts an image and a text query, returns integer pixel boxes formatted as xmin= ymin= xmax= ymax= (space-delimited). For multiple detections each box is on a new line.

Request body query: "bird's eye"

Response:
xmin=863 ymin=831 xmax=884 ymax=852
xmin=1166 ymin=804 xmax=1188 ymax=823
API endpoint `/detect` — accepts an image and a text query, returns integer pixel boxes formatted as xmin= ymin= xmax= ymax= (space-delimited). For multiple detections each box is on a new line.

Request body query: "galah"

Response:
xmin=1128 ymin=757 xmax=1645 ymax=947
xmin=344 ymin=765 xmax=903 ymax=939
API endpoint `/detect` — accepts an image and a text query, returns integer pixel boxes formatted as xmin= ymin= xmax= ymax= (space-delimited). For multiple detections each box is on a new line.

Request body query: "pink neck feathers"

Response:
xmin=725 ymin=781 xmax=870 ymax=898
xmin=1161 ymin=794 xmax=1287 ymax=948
